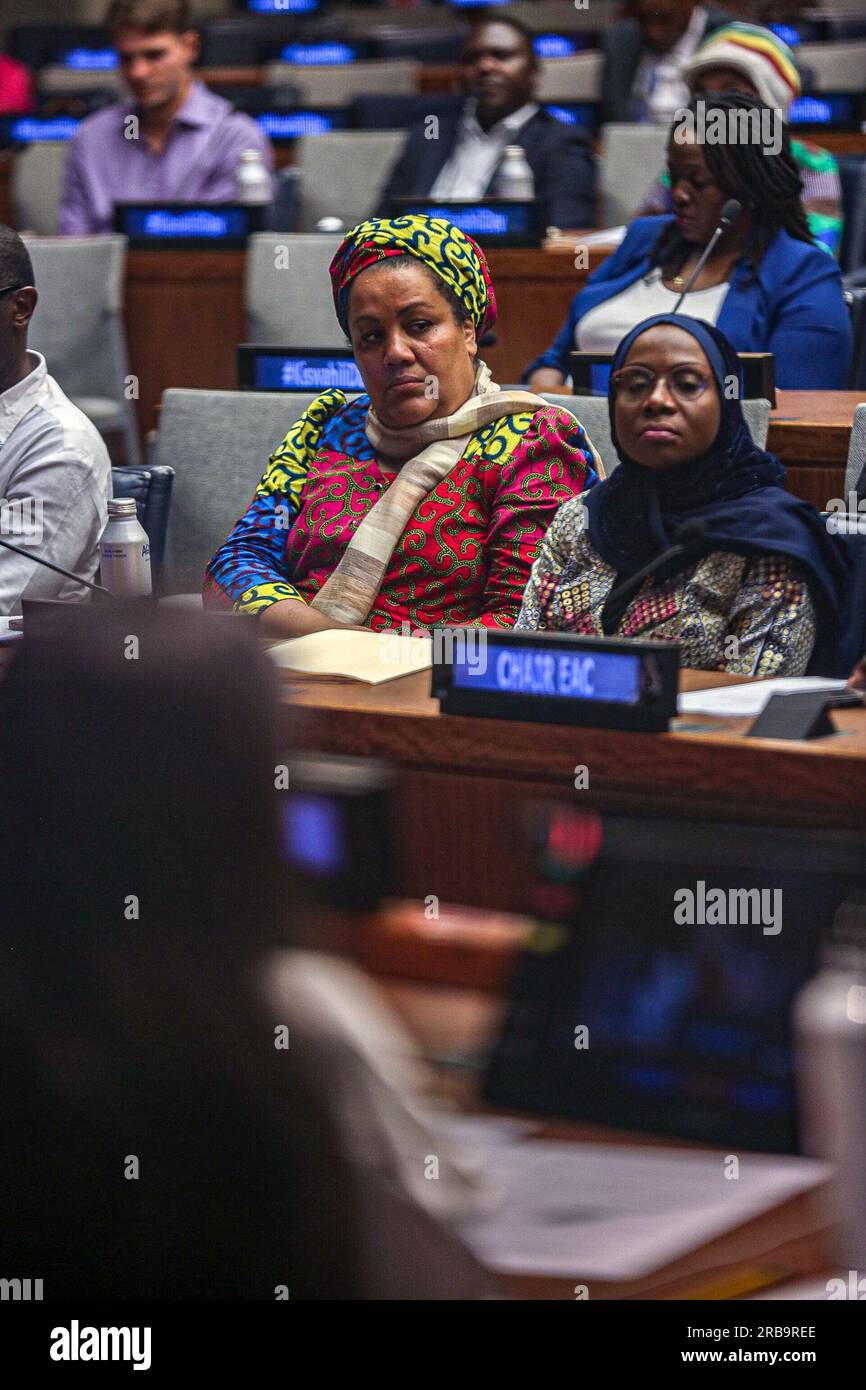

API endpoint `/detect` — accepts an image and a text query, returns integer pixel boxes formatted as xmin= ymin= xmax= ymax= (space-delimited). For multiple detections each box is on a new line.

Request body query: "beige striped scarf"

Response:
xmin=310 ymin=361 xmax=603 ymax=625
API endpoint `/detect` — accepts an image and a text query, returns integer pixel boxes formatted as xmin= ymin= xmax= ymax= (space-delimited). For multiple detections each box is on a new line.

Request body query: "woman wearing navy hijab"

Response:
xmin=517 ymin=314 xmax=849 ymax=676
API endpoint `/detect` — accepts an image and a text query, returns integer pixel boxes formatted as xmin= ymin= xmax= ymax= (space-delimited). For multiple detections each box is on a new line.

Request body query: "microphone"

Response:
xmin=0 ymin=535 xmax=111 ymax=597
xmin=605 ymin=519 xmax=708 ymax=613
xmin=671 ymin=199 xmax=741 ymax=314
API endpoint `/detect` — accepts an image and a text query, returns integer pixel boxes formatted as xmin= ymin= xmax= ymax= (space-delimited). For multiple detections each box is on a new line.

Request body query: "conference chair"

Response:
xmin=111 ymin=464 xmax=175 ymax=591
xmin=293 ymin=130 xmax=408 ymax=232
xmin=159 ymin=388 xmax=357 ymax=595
xmin=843 ymin=285 xmax=866 ymax=391
xmin=37 ymin=67 xmax=122 ymax=100
xmin=11 ymin=143 xmax=67 ymax=235
xmin=598 ymin=123 xmax=669 ymax=228
xmin=536 ymin=53 xmax=603 ymax=103
xmin=795 ymin=41 xmax=866 ymax=92
xmin=540 ymin=393 xmax=772 ymax=478
xmin=23 ymin=235 xmax=142 ymax=468
xmin=844 ymin=403 xmax=866 ymax=503
xmin=263 ymin=60 xmax=418 ymax=106
xmin=838 ymin=157 xmax=866 ymax=276
xmin=245 ymin=232 xmax=345 ymax=346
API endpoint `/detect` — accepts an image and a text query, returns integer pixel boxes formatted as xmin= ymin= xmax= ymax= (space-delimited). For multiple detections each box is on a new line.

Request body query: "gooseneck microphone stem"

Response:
xmin=0 ymin=535 xmax=111 ymax=596
xmin=671 ymin=198 xmax=742 ymax=314
xmin=605 ymin=521 xmax=709 ymax=612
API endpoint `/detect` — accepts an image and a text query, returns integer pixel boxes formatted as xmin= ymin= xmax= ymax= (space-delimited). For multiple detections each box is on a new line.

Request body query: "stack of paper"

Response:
xmin=678 ymin=677 xmax=847 ymax=720
xmin=266 ymin=628 xmax=432 ymax=685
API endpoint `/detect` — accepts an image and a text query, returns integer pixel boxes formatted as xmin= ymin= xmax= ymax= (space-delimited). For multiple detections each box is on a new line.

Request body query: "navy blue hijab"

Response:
xmin=582 ymin=314 xmax=849 ymax=647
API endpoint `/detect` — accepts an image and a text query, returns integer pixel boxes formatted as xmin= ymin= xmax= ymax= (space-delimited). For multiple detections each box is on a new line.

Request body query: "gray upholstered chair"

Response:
xmin=292 ymin=130 xmax=408 ymax=232
xmin=23 ymin=234 xmax=141 ymax=467
xmin=263 ymin=59 xmax=418 ymax=105
xmin=597 ymin=123 xmax=670 ymax=227
xmin=245 ymin=232 xmax=345 ymax=346
xmin=158 ymin=388 xmax=354 ymax=596
xmin=11 ymin=143 xmax=67 ymax=235
xmin=844 ymin=402 xmax=866 ymax=503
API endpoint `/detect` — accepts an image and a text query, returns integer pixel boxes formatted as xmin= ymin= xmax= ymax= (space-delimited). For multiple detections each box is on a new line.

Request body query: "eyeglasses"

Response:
xmin=611 ymin=365 xmax=712 ymax=405
xmin=0 ymin=283 xmax=23 ymax=299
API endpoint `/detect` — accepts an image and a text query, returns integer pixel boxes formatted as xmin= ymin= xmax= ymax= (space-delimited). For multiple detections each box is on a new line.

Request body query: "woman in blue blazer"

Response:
xmin=525 ymin=92 xmax=852 ymax=391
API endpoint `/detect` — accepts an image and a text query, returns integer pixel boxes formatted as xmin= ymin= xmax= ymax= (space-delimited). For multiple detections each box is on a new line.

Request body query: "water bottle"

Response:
xmin=235 ymin=148 xmax=272 ymax=206
xmin=793 ymin=893 xmax=866 ymax=1268
xmin=99 ymin=497 xmax=152 ymax=598
xmin=495 ymin=145 xmax=534 ymax=200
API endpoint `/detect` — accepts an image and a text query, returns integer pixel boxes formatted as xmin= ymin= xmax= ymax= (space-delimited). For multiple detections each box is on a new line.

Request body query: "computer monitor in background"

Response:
xmin=484 ymin=809 xmax=866 ymax=1155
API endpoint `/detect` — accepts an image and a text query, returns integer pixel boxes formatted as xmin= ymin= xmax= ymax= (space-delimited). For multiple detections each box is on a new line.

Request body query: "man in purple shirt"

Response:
xmin=59 ymin=0 xmax=274 ymax=237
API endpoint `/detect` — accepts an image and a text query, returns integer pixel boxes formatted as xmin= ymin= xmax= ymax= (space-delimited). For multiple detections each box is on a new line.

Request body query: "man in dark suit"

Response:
xmin=601 ymin=1 xmax=732 ymax=125
xmin=378 ymin=14 xmax=595 ymax=230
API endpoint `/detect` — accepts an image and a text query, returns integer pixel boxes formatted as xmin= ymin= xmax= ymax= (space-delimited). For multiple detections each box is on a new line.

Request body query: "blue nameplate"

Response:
xmin=254 ymin=109 xmax=347 ymax=140
xmin=237 ymin=345 xmax=364 ymax=393
xmin=1 ymin=116 xmax=81 ymax=144
xmin=788 ymin=94 xmax=855 ymax=125
xmin=247 ymin=0 xmax=319 ymax=12
xmin=279 ymin=44 xmax=356 ymax=65
xmin=545 ymin=102 xmax=597 ymax=130
xmin=432 ymin=631 xmax=680 ymax=731
xmin=61 ymin=47 xmax=118 ymax=70
xmin=114 ymin=203 xmax=264 ymax=248
xmin=389 ymin=197 xmax=542 ymax=246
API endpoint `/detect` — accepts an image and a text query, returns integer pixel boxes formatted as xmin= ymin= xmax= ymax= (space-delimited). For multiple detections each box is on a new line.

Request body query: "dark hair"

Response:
xmin=654 ymin=90 xmax=812 ymax=282
xmin=0 ymin=223 xmax=34 ymax=289
xmin=465 ymin=10 xmax=537 ymax=67
xmin=348 ymin=254 xmax=472 ymax=329
xmin=105 ymin=0 xmax=193 ymax=34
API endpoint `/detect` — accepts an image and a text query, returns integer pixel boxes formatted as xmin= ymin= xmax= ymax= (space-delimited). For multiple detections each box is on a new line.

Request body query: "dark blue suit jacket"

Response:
xmin=523 ymin=215 xmax=853 ymax=389
xmin=377 ymin=106 xmax=596 ymax=230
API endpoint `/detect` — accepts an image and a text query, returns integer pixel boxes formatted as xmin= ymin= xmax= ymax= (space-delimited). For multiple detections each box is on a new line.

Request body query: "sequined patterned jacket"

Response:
xmin=515 ymin=495 xmax=818 ymax=676
xmin=203 ymin=389 xmax=598 ymax=630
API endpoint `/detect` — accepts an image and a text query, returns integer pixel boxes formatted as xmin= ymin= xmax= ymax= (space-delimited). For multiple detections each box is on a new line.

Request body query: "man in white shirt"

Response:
xmin=0 ymin=225 xmax=111 ymax=615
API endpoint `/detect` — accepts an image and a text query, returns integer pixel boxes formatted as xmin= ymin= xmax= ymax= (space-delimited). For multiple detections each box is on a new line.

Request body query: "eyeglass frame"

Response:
xmin=610 ymin=364 xmax=714 ymax=405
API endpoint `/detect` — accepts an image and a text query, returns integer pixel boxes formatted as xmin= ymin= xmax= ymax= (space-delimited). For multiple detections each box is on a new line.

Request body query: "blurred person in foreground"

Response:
xmin=524 ymin=92 xmax=851 ymax=392
xmin=378 ymin=12 xmax=595 ymax=230
xmin=58 ymin=0 xmax=274 ymax=237
xmin=639 ymin=22 xmax=842 ymax=257
xmin=0 ymin=224 xmax=110 ymax=616
xmin=0 ymin=605 xmax=491 ymax=1299
xmin=601 ymin=0 xmax=732 ymax=126
xmin=204 ymin=214 xmax=600 ymax=637
xmin=517 ymin=314 xmax=849 ymax=677
xmin=0 ymin=44 xmax=34 ymax=115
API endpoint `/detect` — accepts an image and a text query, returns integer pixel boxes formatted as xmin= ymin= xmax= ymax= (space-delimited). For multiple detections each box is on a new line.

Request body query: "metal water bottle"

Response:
xmin=495 ymin=144 xmax=535 ymax=200
xmin=235 ymin=148 xmax=272 ymax=205
xmin=99 ymin=497 xmax=152 ymax=598
xmin=793 ymin=893 xmax=866 ymax=1268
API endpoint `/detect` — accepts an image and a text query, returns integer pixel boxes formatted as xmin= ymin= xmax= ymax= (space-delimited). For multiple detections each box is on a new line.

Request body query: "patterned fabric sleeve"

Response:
xmin=468 ymin=408 xmax=597 ymax=629
xmin=203 ymin=390 xmax=346 ymax=615
xmin=721 ymin=553 xmax=817 ymax=677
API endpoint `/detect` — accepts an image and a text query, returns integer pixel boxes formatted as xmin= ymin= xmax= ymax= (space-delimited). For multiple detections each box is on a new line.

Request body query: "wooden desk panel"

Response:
xmin=282 ymin=669 xmax=866 ymax=912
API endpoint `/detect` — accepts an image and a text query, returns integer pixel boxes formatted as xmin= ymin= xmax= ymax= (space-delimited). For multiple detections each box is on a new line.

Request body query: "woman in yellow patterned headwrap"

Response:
xmin=205 ymin=214 xmax=601 ymax=635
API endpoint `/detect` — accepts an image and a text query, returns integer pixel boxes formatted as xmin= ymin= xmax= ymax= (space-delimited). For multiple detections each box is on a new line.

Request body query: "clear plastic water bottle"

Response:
xmin=793 ymin=893 xmax=866 ymax=1268
xmin=99 ymin=498 xmax=152 ymax=598
xmin=235 ymin=148 xmax=272 ymax=205
xmin=495 ymin=144 xmax=535 ymax=200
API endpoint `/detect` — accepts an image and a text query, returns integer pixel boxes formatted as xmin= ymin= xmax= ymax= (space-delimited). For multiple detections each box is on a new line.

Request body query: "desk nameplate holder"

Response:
xmin=431 ymin=630 xmax=681 ymax=732
xmin=747 ymin=687 xmax=864 ymax=741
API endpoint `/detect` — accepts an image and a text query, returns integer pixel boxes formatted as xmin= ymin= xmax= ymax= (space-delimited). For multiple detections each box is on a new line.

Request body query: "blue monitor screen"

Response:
xmin=6 ymin=116 xmax=81 ymax=143
xmin=534 ymin=34 xmax=577 ymax=58
xmin=768 ymin=22 xmax=800 ymax=46
xmin=545 ymin=102 xmax=596 ymax=128
xmin=451 ymin=644 xmax=642 ymax=705
xmin=282 ymin=794 xmax=345 ymax=875
xmin=61 ymin=47 xmax=118 ymax=70
xmin=123 ymin=207 xmax=248 ymax=240
xmin=279 ymin=43 xmax=356 ymax=65
xmin=410 ymin=202 xmax=531 ymax=239
xmin=248 ymin=0 xmax=318 ymax=11
xmin=788 ymin=94 xmax=854 ymax=124
xmin=253 ymin=354 xmax=364 ymax=392
xmin=255 ymin=110 xmax=346 ymax=139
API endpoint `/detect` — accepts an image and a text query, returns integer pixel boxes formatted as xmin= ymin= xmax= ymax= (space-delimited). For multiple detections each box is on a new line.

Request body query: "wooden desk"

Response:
xmin=282 ymin=668 xmax=866 ymax=913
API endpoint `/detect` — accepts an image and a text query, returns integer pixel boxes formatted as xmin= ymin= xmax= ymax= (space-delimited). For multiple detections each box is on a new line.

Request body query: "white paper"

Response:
xmin=452 ymin=1124 xmax=831 ymax=1281
xmin=0 ymin=617 xmax=22 ymax=644
xmin=678 ymin=677 xmax=847 ymax=720
xmin=266 ymin=628 xmax=432 ymax=684
xmin=579 ymin=225 xmax=627 ymax=248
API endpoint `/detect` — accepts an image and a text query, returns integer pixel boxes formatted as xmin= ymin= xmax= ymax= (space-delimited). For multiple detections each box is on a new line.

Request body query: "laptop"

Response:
xmin=483 ymin=808 xmax=865 ymax=1153
xmin=237 ymin=345 xmax=364 ymax=393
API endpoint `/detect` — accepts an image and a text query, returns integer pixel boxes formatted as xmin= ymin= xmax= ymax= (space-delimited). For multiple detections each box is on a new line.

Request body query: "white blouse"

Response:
xmin=575 ymin=267 xmax=731 ymax=353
